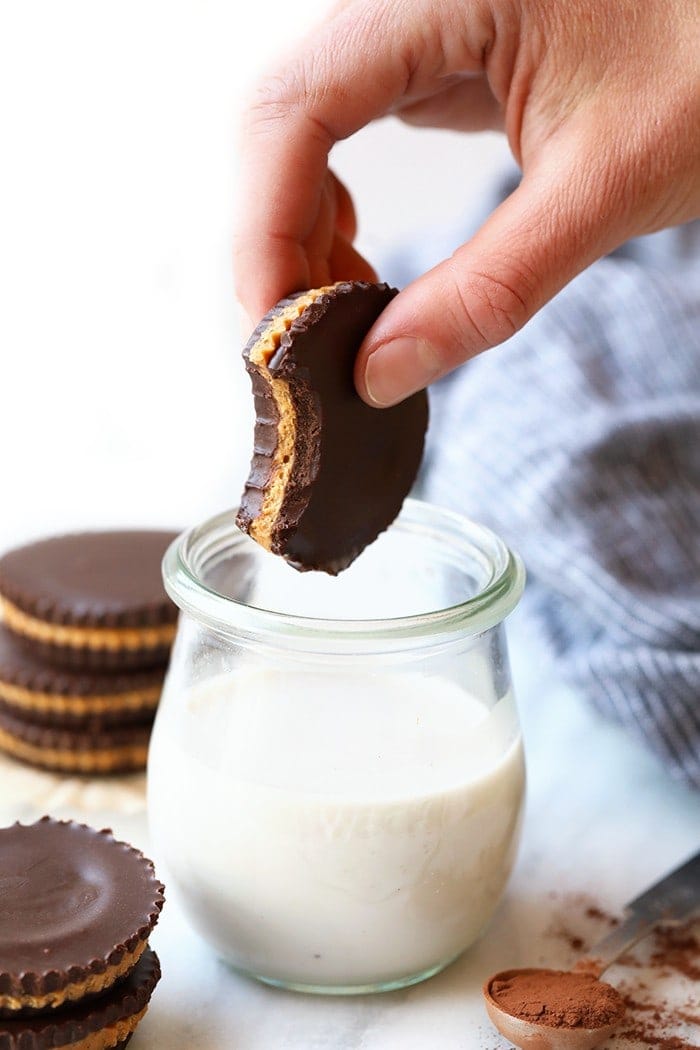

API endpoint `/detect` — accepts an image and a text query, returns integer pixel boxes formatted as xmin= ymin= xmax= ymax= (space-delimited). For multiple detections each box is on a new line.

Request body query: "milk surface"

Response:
xmin=148 ymin=669 xmax=525 ymax=989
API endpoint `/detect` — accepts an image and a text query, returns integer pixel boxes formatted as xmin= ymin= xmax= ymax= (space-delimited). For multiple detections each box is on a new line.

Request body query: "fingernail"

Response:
xmin=363 ymin=338 xmax=441 ymax=407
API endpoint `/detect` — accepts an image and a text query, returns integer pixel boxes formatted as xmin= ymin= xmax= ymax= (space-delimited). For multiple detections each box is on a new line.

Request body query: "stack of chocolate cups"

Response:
xmin=0 ymin=531 xmax=178 ymax=774
xmin=0 ymin=817 xmax=165 ymax=1050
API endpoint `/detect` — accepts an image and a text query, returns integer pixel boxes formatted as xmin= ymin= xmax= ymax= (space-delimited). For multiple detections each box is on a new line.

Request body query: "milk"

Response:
xmin=148 ymin=669 xmax=525 ymax=990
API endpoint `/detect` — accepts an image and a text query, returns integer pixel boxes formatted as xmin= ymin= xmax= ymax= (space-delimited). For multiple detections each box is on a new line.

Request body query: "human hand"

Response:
xmin=234 ymin=0 xmax=700 ymax=406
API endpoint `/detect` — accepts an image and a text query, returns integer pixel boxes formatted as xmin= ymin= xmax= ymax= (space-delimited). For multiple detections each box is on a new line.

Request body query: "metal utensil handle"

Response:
xmin=626 ymin=848 xmax=700 ymax=920
xmin=574 ymin=848 xmax=700 ymax=978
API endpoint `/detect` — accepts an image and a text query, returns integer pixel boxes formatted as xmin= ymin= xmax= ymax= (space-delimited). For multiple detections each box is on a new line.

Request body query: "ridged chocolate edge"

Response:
xmin=0 ymin=594 xmax=178 ymax=629
xmin=268 ymin=282 xmax=394 ymax=375
xmin=235 ymin=291 xmax=313 ymax=536
xmin=0 ymin=696 xmax=160 ymax=732
xmin=0 ymin=949 xmax=160 ymax=1050
xmin=0 ymin=630 xmax=166 ymax=698
xmin=235 ymin=357 xmax=282 ymax=534
xmin=4 ymin=635 xmax=173 ymax=673
xmin=0 ymin=532 xmax=179 ymax=629
xmin=0 ymin=819 xmax=164 ymax=1005
xmin=0 ymin=700 xmax=160 ymax=733
xmin=0 ymin=709 xmax=154 ymax=750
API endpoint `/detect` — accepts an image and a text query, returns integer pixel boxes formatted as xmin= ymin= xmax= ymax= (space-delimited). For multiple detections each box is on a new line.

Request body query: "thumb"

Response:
xmin=355 ymin=149 xmax=627 ymax=407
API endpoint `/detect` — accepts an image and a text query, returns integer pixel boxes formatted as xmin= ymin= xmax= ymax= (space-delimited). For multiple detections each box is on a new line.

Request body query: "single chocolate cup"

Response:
xmin=0 ymin=531 xmax=179 ymax=670
xmin=0 ymin=818 xmax=164 ymax=1014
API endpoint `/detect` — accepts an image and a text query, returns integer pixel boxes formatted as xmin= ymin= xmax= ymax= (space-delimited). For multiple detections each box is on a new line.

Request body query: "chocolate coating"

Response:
xmin=0 ymin=531 xmax=179 ymax=628
xmin=17 ymin=638 xmax=172 ymax=674
xmin=238 ymin=282 xmax=429 ymax=573
xmin=0 ymin=708 xmax=153 ymax=771
xmin=0 ymin=819 xmax=164 ymax=1004
xmin=237 ymin=331 xmax=283 ymax=529
xmin=0 ymin=948 xmax=160 ymax=1050
xmin=0 ymin=627 xmax=164 ymax=727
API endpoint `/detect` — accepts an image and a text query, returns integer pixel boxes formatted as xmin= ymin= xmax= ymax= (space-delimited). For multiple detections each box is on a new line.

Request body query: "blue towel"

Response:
xmin=383 ymin=181 xmax=700 ymax=789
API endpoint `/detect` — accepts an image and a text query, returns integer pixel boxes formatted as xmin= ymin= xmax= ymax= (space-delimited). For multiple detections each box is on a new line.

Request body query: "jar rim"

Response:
xmin=162 ymin=500 xmax=525 ymax=648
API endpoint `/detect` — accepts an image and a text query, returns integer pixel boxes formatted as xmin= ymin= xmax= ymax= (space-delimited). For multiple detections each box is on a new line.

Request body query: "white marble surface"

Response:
xmin=1 ymin=610 xmax=698 ymax=1049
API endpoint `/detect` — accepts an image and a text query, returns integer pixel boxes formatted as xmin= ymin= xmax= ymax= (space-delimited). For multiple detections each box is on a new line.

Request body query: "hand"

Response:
xmin=234 ymin=0 xmax=700 ymax=406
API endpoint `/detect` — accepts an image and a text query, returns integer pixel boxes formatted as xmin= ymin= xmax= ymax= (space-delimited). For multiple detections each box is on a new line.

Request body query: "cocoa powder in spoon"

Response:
xmin=489 ymin=969 xmax=626 ymax=1029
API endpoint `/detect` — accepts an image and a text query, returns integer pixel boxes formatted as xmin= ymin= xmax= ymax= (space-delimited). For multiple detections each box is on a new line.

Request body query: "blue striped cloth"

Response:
xmin=384 ymin=188 xmax=700 ymax=789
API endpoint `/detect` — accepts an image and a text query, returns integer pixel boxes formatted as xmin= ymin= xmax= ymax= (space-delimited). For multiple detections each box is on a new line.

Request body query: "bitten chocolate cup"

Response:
xmin=237 ymin=281 xmax=429 ymax=574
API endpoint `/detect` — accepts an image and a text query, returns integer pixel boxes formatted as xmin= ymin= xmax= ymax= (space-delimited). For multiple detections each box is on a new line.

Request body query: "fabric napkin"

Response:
xmin=383 ymin=175 xmax=700 ymax=789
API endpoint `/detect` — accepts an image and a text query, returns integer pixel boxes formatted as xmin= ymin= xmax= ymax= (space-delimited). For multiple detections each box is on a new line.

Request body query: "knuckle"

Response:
xmin=244 ymin=66 xmax=309 ymax=133
xmin=449 ymin=263 xmax=534 ymax=349
xmin=243 ymin=65 xmax=334 ymax=149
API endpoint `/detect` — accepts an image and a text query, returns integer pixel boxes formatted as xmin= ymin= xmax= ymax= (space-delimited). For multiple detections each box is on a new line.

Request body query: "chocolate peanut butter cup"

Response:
xmin=236 ymin=281 xmax=429 ymax=574
xmin=0 ymin=531 xmax=179 ymax=670
xmin=0 ymin=709 xmax=152 ymax=773
xmin=0 ymin=948 xmax=160 ymax=1050
xmin=0 ymin=818 xmax=164 ymax=1014
xmin=0 ymin=627 xmax=163 ymax=728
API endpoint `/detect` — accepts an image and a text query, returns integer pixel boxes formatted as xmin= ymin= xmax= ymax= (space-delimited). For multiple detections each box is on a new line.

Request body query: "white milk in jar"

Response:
xmin=148 ymin=667 xmax=525 ymax=991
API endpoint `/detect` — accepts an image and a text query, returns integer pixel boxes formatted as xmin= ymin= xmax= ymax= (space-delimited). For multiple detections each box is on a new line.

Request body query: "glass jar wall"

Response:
xmin=147 ymin=499 xmax=526 ymax=994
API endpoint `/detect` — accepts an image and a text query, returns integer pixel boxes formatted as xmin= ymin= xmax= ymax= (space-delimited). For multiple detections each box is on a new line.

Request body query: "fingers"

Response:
xmin=396 ymin=74 xmax=504 ymax=133
xmin=235 ymin=165 xmax=372 ymax=320
xmin=233 ymin=109 xmax=332 ymax=321
xmin=233 ymin=7 xmax=400 ymax=320
xmin=355 ymin=137 xmax=629 ymax=406
xmin=233 ymin=0 xmax=492 ymax=323
xmin=303 ymin=176 xmax=377 ymax=288
xmin=302 ymin=172 xmax=341 ymax=286
xmin=329 ymin=232 xmax=378 ymax=285
xmin=331 ymin=172 xmax=358 ymax=242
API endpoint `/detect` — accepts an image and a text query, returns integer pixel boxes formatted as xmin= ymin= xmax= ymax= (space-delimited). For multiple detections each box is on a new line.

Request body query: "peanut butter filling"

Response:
xmin=248 ymin=284 xmax=336 ymax=550
xmin=0 ymin=681 xmax=161 ymax=717
xmin=66 ymin=1004 xmax=147 ymax=1050
xmin=0 ymin=727 xmax=149 ymax=774
xmin=0 ymin=941 xmax=147 ymax=1013
xmin=0 ymin=598 xmax=176 ymax=652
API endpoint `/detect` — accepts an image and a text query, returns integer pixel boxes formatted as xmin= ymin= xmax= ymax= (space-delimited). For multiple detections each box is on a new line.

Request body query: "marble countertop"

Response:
xmin=1 ymin=610 xmax=698 ymax=1050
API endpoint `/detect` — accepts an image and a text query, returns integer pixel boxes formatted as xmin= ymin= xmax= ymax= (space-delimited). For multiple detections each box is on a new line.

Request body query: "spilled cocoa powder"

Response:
xmin=489 ymin=969 xmax=626 ymax=1029
xmin=649 ymin=925 xmax=700 ymax=983
xmin=526 ymin=893 xmax=700 ymax=1049
xmin=611 ymin=922 xmax=700 ymax=1050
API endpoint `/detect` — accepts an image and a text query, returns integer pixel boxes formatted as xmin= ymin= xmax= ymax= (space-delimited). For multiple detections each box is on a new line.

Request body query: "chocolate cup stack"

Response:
xmin=0 ymin=531 xmax=179 ymax=774
xmin=0 ymin=817 xmax=164 ymax=1050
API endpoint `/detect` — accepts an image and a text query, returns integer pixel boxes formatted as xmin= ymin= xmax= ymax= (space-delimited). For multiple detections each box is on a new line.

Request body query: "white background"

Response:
xmin=0 ymin=1 xmax=510 ymax=552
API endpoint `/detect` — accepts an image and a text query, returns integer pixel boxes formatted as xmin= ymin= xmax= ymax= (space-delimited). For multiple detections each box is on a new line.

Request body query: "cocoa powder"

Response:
xmin=611 ymin=919 xmax=700 ymax=1047
xmin=526 ymin=896 xmax=700 ymax=1048
xmin=650 ymin=925 xmax=700 ymax=982
xmin=489 ymin=969 xmax=626 ymax=1029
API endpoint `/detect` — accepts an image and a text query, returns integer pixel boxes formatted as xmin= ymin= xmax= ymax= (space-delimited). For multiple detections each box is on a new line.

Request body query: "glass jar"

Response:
xmin=147 ymin=498 xmax=526 ymax=994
